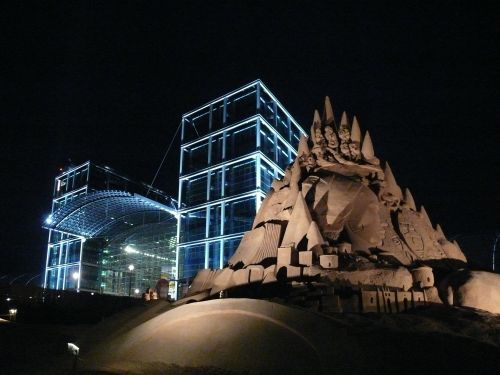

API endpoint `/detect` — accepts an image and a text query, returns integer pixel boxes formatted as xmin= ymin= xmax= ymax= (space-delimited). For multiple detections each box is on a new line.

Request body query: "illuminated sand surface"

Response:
xmin=84 ymin=299 xmax=500 ymax=375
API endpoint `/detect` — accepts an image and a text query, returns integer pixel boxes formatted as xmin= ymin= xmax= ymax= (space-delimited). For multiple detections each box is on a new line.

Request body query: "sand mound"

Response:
xmin=83 ymin=298 xmax=500 ymax=375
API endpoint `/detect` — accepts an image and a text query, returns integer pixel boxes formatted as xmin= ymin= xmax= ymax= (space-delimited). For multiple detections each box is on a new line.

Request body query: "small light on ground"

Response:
xmin=67 ymin=342 xmax=79 ymax=355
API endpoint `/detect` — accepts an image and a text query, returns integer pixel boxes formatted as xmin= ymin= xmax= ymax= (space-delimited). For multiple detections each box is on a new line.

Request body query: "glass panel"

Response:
xmin=225 ymin=159 xmax=256 ymax=196
xmin=67 ymin=240 xmax=81 ymax=263
xmin=258 ymin=90 xmax=275 ymax=125
xmin=97 ymin=217 xmax=178 ymax=296
xmin=46 ymin=269 xmax=57 ymax=289
xmin=226 ymin=86 xmax=257 ymax=124
xmin=209 ymin=169 xmax=223 ymax=200
xmin=259 ymin=127 xmax=275 ymax=161
xmin=208 ymin=241 xmax=221 ymax=269
xmin=223 ymin=237 xmax=242 ymax=267
xmin=208 ymin=204 xmax=222 ymax=237
xmin=64 ymin=265 xmax=79 ymax=290
xmin=192 ymin=110 xmax=210 ymax=137
xmin=48 ymin=245 xmax=59 ymax=267
xmin=80 ymin=265 xmax=99 ymax=291
xmin=225 ymin=124 xmax=256 ymax=160
xmin=183 ymin=110 xmax=210 ymax=143
xmin=59 ymin=242 xmax=68 ymax=265
xmin=179 ymin=244 xmax=206 ymax=280
xmin=73 ymin=166 xmax=89 ymax=191
xmin=57 ymin=268 xmax=65 ymax=288
xmin=210 ymin=134 xmax=224 ymax=165
xmin=260 ymin=161 xmax=275 ymax=193
xmin=277 ymin=138 xmax=291 ymax=168
xmin=181 ymin=209 xmax=206 ymax=242
xmin=211 ymin=101 xmax=225 ymax=131
xmin=182 ymin=141 xmax=209 ymax=174
xmin=81 ymin=238 xmax=101 ymax=265
xmin=224 ymin=197 xmax=256 ymax=235
xmin=276 ymin=107 xmax=290 ymax=141
xmin=291 ymin=129 xmax=301 ymax=151
xmin=181 ymin=174 xmax=207 ymax=207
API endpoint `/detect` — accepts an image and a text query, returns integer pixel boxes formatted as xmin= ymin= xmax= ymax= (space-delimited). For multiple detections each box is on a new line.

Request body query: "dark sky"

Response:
xmin=1 ymin=1 xmax=498 ymax=275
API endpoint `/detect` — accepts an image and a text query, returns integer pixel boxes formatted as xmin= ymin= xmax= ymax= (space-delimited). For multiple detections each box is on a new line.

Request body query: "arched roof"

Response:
xmin=44 ymin=190 xmax=177 ymax=238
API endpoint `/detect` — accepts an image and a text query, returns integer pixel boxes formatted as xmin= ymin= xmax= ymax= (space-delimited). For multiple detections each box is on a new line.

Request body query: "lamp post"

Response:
xmin=128 ymin=264 xmax=134 ymax=297
xmin=493 ymin=234 xmax=500 ymax=272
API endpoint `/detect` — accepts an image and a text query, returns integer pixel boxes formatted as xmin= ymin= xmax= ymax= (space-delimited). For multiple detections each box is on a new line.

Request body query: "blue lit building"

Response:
xmin=176 ymin=80 xmax=305 ymax=296
xmin=43 ymin=161 xmax=178 ymax=296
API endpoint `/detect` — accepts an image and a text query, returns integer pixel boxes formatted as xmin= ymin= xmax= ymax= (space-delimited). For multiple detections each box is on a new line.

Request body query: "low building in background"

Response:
xmin=176 ymin=80 xmax=305 ymax=297
xmin=43 ymin=161 xmax=178 ymax=297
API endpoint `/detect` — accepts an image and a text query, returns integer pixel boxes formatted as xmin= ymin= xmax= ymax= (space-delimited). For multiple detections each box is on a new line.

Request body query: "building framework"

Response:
xmin=176 ymin=80 xmax=305 ymax=297
xmin=43 ymin=161 xmax=178 ymax=296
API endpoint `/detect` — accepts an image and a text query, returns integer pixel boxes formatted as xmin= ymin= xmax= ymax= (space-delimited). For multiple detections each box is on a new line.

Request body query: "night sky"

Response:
xmin=1 ymin=2 xmax=498 ymax=276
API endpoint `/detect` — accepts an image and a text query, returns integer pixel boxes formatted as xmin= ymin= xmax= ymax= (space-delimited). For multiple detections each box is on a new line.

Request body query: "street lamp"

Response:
xmin=128 ymin=264 xmax=134 ymax=297
xmin=493 ymin=234 xmax=500 ymax=272
xmin=9 ymin=308 xmax=17 ymax=322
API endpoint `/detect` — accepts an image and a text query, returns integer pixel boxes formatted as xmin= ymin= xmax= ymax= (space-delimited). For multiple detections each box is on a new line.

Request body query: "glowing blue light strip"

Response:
xmin=177 ymin=190 xmax=260 ymax=214
xmin=182 ymin=80 xmax=305 ymax=137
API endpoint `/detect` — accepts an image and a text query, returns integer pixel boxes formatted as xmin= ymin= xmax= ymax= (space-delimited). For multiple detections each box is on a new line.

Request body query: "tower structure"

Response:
xmin=176 ymin=80 xmax=305 ymax=296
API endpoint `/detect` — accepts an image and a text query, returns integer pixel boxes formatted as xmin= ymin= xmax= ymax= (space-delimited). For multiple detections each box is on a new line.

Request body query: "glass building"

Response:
xmin=177 ymin=80 xmax=305 ymax=296
xmin=43 ymin=161 xmax=178 ymax=297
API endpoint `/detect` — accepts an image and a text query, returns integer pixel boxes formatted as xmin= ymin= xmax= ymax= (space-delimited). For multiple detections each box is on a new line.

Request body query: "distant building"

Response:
xmin=43 ymin=161 xmax=178 ymax=296
xmin=176 ymin=80 xmax=305 ymax=296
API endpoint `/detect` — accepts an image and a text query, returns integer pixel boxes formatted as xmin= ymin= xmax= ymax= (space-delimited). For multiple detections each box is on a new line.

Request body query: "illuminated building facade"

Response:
xmin=177 ymin=80 xmax=305 ymax=295
xmin=43 ymin=161 xmax=178 ymax=296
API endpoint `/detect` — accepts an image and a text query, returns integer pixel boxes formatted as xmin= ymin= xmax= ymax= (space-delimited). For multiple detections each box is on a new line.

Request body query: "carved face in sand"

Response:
xmin=306 ymin=155 xmax=317 ymax=169
xmin=311 ymin=145 xmax=324 ymax=160
xmin=314 ymin=128 xmax=325 ymax=145
xmin=380 ymin=191 xmax=400 ymax=209
xmin=338 ymin=124 xmax=351 ymax=142
xmin=340 ymin=142 xmax=351 ymax=158
xmin=349 ymin=142 xmax=361 ymax=160
xmin=324 ymin=126 xmax=339 ymax=148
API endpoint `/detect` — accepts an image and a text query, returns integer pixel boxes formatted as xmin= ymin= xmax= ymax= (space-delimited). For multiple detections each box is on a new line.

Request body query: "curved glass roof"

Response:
xmin=44 ymin=190 xmax=177 ymax=238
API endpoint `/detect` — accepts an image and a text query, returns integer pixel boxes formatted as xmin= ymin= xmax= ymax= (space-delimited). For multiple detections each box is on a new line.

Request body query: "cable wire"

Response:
xmin=147 ymin=120 xmax=182 ymax=196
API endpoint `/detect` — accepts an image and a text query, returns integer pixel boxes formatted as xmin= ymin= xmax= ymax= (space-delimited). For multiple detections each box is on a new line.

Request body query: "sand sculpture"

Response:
xmin=181 ymin=97 xmax=499 ymax=314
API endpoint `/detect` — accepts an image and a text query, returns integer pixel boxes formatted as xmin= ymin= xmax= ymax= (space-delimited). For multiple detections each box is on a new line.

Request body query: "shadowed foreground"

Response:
xmin=81 ymin=299 xmax=500 ymax=375
xmin=2 ymin=298 xmax=500 ymax=375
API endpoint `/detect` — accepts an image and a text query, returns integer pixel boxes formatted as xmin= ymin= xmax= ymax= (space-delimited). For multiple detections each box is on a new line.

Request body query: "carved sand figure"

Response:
xmin=180 ymin=96 xmax=499 ymax=315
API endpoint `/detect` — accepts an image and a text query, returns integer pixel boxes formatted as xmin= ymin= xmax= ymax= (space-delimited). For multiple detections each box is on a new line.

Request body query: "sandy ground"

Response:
xmin=1 ymin=300 xmax=500 ymax=375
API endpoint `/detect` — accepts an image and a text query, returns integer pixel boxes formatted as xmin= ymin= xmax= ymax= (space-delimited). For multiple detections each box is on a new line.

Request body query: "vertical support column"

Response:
xmin=222 ymin=130 xmax=226 ymax=162
xmin=207 ymin=137 xmax=213 ymax=166
xmin=208 ymin=104 xmax=213 ymax=132
xmin=219 ymin=240 xmax=223 ymax=269
xmin=204 ymin=240 xmax=209 ymax=269
xmin=273 ymin=101 xmax=278 ymax=128
xmin=77 ymin=238 xmax=84 ymax=291
xmin=43 ymin=232 xmax=51 ymax=289
xmin=180 ymin=117 xmax=185 ymax=143
xmin=223 ymin=97 xmax=227 ymax=127
xmin=256 ymin=154 xmax=261 ymax=191
xmin=256 ymin=117 xmax=261 ymax=149
xmin=256 ymin=82 xmax=261 ymax=111
xmin=274 ymin=131 xmax=278 ymax=164
xmin=206 ymin=170 xmax=211 ymax=203
xmin=220 ymin=202 xmax=226 ymax=269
